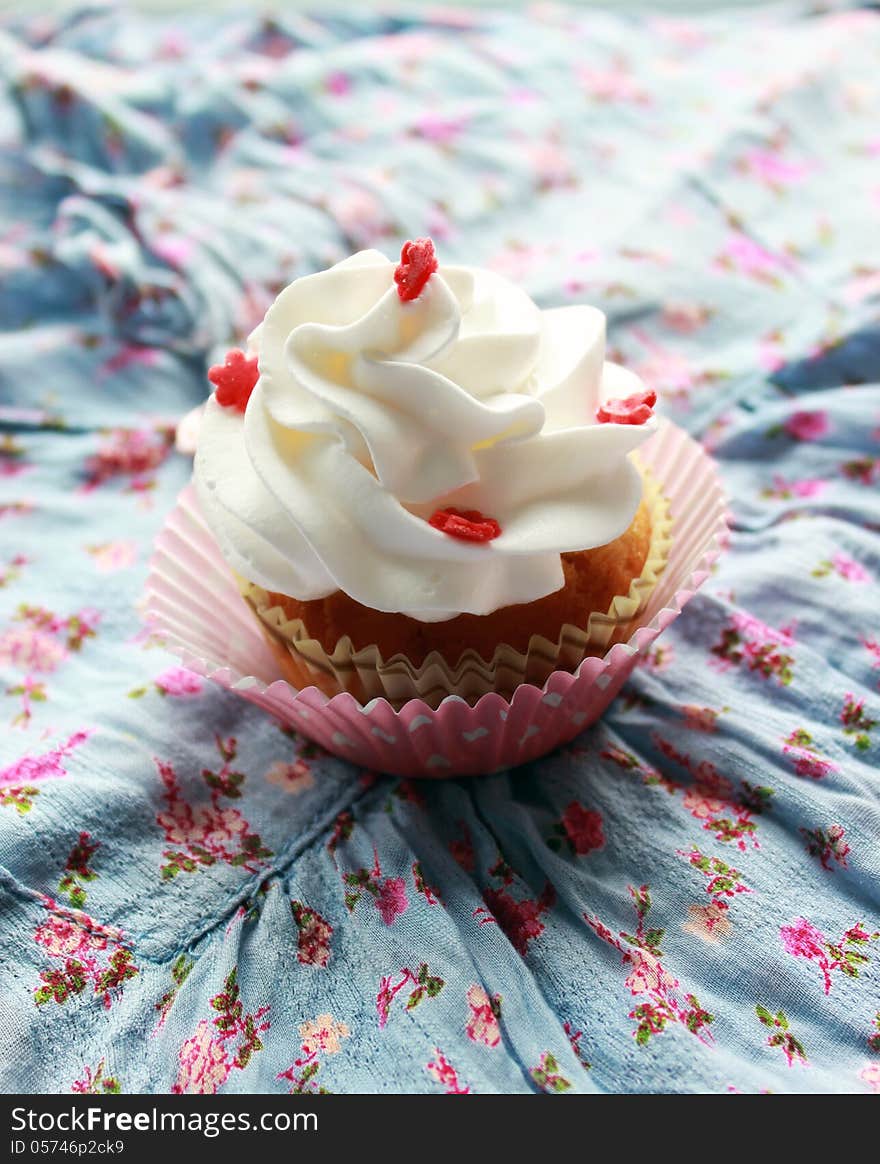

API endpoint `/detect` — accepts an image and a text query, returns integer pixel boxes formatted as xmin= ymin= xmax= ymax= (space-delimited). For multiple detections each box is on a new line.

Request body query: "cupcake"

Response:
xmin=193 ymin=239 xmax=669 ymax=708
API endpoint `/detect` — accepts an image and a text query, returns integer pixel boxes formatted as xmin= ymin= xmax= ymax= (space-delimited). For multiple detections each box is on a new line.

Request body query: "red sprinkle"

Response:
xmin=596 ymin=388 xmax=657 ymax=425
xmin=207 ymin=349 xmax=259 ymax=413
xmin=394 ymin=238 xmax=439 ymax=301
xmin=429 ymin=507 xmax=502 ymax=543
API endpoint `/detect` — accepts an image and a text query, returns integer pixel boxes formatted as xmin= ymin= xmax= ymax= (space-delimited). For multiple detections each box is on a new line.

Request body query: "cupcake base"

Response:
xmin=238 ymin=465 xmax=671 ymax=709
xmin=249 ymin=496 xmax=654 ymax=666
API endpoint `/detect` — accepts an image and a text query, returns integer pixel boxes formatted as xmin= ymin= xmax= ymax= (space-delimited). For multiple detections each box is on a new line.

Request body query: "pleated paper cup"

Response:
xmin=145 ymin=418 xmax=728 ymax=778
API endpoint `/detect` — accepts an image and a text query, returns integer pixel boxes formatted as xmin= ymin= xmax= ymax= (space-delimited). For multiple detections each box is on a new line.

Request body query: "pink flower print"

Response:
xmin=624 ymin=949 xmax=678 ymax=997
xmin=790 ymin=753 xmax=836 ymax=780
xmin=756 ymin=1006 xmax=808 ymax=1067
xmin=374 ymin=877 xmax=409 ymax=925
xmin=509 ymin=86 xmax=539 ymax=105
xmin=784 ymin=411 xmax=829 ymax=441
xmin=256 ymin=30 xmax=294 ymax=60
xmin=299 ymin=1014 xmax=349 ymax=1057
xmin=561 ymin=802 xmax=605 ymax=855
xmin=205 ymin=807 xmax=249 ymax=845
xmin=564 ymin=1021 xmax=591 ymax=1071
xmin=86 ymin=541 xmax=138 ymax=573
xmin=6 ymin=676 xmax=45 ymax=732
xmin=0 ymin=233 xmax=26 ymax=275
xmin=325 ymin=188 xmax=389 ymax=247
xmin=639 ymin=642 xmax=676 ymax=672
xmin=414 ymin=112 xmax=469 ymax=145
xmin=156 ymin=801 xmax=195 ymax=847
xmin=481 ymin=883 xmax=556 ymax=956
xmin=0 ymin=458 xmax=29 ymax=480
xmin=485 ymin=241 xmax=548 ymax=285
xmin=0 ymin=625 xmax=68 ymax=672
xmin=664 ymin=202 xmax=697 ymax=228
xmin=530 ymin=1051 xmax=572 ymax=1093
xmin=762 ymin=474 xmax=827 ymax=501
xmin=172 ymin=1020 xmax=231 ymax=1095
xmin=166 ymin=804 xmax=207 ymax=847
xmin=151 ymin=233 xmax=195 ymax=270
xmin=847 ymin=923 xmax=873 ymax=944
xmin=324 ymin=71 xmax=351 ymax=97
xmin=660 ymin=302 xmax=712 ymax=334
xmin=376 ymin=977 xmax=395 ymax=1029
xmin=265 ymin=759 xmax=315 ymax=795
xmin=716 ymin=233 xmax=790 ymax=283
xmin=34 ymin=915 xmax=97 ymax=959
xmin=33 ymin=903 xmax=136 ymax=1010
xmin=154 ymin=667 xmax=202 ymax=697
xmin=782 ymin=729 xmax=837 ymax=780
xmin=711 ymin=612 xmax=796 ymax=685
xmin=291 ymin=902 xmax=333 ymax=968
xmin=780 ymin=919 xmax=830 ymax=989
xmin=155 ymin=748 xmax=272 ymax=879
xmin=830 ymin=553 xmax=869 ymax=583
xmin=843 ymin=269 xmax=880 ymax=306
xmin=586 ymin=887 xmax=715 ymax=1046
xmin=840 ymin=693 xmax=876 ymax=750
xmin=865 ymin=638 xmax=880 ymax=685
xmin=0 ymin=730 xmax=90 ymax=788
xmin=801 ymin=823 xmax=850 ymax=872
xmin=449 ymin=822 xmax=475 ymax=872
xmin=682 ymin=904 xmax=732 ymax=944
xmin=631 ymin=347 xmax=695 ymax=400
xmin=83 ymin=426 xmax=170 ymax=488
xmin=779 ymin=916 xmax=879 ymax=996
xmin=411 ymin=860 xmax=440 ymax=905
xmin=861 ymin=1063 xmax=880 ymax=1093
xmin=677 ymin=847 xmax=751 ymax=928
xmin=588 ymin=918 xmax=617 ymax=947
xmin=465 ymin=985 xmax=501 ymax=1048
xmin=577 ymin=64 xmax=649 ymax=105
xmin=159 ymin=802 xmax=246 ymax=851
xmin=70 ymin=608 xmax=101 ymax=646
xmin=529 ymin=140 xmax=575 ymax=191
xmin=376 ymin=964 xmax=445 ymax=1028
xmin=741 ymin=149 xmax=812 ymax=189
xmin=758 ymin=331 xmax=786 ymax=372
xmin=682 ymin=786 xmax=729 ymax=821
xmin=152 ymin=30 xmax=185 ymax=57
xmin=426 ymin=1049 xmax=470 ymax=1095
xmin=651 ymin=17 xmax=710 ymax=49
xmin=423 ymin=207 xmax=452 ymax=246
xmin=841 ymin=456 xmax=880 ymax=487
xmin=653 ymin=737 xmax=731 ymax=795
xmin=0 ymin=554 xmax=27 ymax=588
xmin=71 ymin=1059 xmax=120 ymax=1095
xmin=681 ymin=705 xmax=723 ymax=732
xmin=201 ymin=968 xmax=270 ymax=1073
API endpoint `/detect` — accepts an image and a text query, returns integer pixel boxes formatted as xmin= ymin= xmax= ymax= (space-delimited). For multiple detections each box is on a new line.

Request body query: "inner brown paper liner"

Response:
xmin=239 ymin=467 xmax=672 ymax=710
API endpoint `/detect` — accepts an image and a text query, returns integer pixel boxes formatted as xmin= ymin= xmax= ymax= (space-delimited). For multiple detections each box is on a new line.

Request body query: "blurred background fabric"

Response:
xmin=0 ymin=1 xmax=879 ymax=1094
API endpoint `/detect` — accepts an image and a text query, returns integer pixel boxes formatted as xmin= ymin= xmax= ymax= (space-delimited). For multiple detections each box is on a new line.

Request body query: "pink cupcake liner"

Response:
xmin=145 ymin=418 xmax=728 ymax=777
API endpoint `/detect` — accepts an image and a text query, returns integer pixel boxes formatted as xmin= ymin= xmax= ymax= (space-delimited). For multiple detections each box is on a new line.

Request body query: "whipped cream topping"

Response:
xmin=194 ymin=247 xmax=657 ymax=622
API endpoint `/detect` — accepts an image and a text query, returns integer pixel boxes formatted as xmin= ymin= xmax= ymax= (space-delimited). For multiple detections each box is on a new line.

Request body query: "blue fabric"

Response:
xmin=1 ymin=2 xmax=879 ymax=1095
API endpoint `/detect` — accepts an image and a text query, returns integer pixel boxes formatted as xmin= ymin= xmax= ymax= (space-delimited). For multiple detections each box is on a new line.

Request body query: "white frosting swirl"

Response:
xmin=194 ymin=249 xmax=657 ymax=621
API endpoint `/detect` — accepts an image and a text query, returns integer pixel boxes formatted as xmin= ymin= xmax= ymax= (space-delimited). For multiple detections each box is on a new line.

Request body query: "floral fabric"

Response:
xmin=1 ymin=2 xmax=879 ymax=1095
